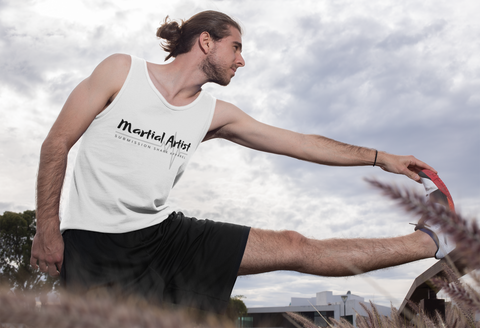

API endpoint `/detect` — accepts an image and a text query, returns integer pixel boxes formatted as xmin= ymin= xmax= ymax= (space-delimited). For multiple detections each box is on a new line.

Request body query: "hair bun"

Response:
xmin=156 ymin=17 xmax=183 ymax=58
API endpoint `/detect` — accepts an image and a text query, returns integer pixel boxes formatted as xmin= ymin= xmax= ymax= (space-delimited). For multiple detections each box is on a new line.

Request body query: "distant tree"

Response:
xmin=0 ymin=210 xmax=59 ymax=295
xmin=226 ymin=295 xmax=248 ymax=322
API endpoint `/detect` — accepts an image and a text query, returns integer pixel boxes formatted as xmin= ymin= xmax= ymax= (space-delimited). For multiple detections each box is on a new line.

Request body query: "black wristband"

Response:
xmin=373 ymin=150 xmax=378 ymax=167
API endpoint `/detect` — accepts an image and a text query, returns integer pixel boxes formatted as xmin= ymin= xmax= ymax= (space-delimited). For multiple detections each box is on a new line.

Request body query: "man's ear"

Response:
xmin=198 ymin=31 xmax=212 ymax=54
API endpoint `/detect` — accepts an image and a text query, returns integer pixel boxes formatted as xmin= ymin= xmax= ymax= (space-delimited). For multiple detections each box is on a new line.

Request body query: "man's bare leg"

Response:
xmin=238 ymin=228 xmax=437 ymax=276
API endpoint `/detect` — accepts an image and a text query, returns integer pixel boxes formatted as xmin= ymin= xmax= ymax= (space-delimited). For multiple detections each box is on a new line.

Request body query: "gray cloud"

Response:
xmin=376 ymin=19 xmax=448 ymax=51
xmin=224 ymin=9 xmax=480 ymax=206
xmin=1 ymin=0 xmax=479 ymax=309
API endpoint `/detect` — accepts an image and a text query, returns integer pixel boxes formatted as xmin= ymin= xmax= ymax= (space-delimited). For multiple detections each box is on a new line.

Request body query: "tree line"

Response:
xmin=0 ymin=210 xmax=59 ymax=295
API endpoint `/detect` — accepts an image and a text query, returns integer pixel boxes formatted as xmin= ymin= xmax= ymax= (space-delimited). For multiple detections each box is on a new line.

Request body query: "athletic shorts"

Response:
xmin=60 ymin=212 xmax=250 ymax=313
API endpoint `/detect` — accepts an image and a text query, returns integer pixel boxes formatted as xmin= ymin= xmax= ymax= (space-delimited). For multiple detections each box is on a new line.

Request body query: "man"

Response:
xmin=30 ymin=11 xmax=450 ymax=312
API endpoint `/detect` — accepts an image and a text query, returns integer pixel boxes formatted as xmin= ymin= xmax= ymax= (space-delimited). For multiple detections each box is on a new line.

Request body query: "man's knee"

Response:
xmin=239 ymin=229 xmax=308 ymax=274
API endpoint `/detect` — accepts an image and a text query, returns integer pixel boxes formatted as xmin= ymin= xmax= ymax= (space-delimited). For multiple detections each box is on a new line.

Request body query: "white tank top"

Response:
xmin=61 ymin=55 xmax=216 ymax=233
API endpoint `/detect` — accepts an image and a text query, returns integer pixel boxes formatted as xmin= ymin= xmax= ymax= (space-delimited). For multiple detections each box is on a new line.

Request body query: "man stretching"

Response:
xmin=31 ymin=11 xmax=451 ymax=312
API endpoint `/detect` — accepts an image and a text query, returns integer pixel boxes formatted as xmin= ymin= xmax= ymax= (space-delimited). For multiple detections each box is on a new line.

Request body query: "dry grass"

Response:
xmin=0 ymin=289 xmax=236 ymax=328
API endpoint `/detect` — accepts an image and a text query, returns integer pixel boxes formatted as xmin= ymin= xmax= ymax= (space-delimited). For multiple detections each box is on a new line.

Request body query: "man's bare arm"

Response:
xmin=31 ymin=54 xmax=131 ymax=276
xmin=206 ymin=100 xmax=435 ymax=182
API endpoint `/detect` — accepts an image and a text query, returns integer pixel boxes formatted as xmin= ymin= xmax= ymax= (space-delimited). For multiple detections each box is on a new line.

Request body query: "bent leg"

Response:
xmin=238 ymin=228 xmax=437 ymax=276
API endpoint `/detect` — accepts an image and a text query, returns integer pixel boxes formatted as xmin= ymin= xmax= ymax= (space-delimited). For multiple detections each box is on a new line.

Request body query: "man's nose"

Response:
xmin=237 ymin=53 xmax=245 ymax=67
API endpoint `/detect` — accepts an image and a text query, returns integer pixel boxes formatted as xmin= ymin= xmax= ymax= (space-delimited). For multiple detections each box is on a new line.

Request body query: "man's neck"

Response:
xmin=147 ymin=54 xmax=208 ymax=107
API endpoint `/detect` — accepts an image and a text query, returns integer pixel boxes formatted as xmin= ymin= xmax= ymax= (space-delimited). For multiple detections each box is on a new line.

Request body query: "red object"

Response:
xmin=420 ymin=169 xmax=455 ymax=212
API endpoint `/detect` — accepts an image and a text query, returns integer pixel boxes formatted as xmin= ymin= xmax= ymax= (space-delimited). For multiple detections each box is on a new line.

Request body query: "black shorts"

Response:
xmin=60 ymin=212 xmax=250 ymax=312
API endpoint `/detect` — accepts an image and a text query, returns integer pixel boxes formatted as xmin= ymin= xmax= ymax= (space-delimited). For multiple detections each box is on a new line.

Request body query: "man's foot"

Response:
xmin=414 ymin=169 xmax=455 ymax=259
xmin=413 ymin=222 xmax=455 ymax=259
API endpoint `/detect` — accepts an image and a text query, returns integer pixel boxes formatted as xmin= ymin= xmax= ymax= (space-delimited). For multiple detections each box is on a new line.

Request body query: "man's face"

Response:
xmin=200 ymin=26 xmax=245 ymax=86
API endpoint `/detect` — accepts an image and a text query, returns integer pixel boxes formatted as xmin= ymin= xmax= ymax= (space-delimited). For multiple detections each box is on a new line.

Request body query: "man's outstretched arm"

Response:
xmin=31 ymin=54 xmax=131 ymax=276
xmin=206 ymin=100 xmax=435 ymax=182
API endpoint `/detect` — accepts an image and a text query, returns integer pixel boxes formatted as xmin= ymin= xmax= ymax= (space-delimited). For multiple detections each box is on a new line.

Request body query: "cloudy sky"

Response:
xmin=1 ymin=0 xmax=479 ymax=309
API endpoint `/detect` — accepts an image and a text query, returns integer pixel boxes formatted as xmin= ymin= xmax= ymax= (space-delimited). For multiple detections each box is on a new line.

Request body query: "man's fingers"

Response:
xmin=421 ymin=162 xmax=437 ymax=174
xmin=30 ymin=256 xmax=38 ymax=270
xmin=404 ymin=169 xmax=420 ymax=182
xmin=48 ymin=263 xmax=60 ymax=277
xmin=404 ymin=166 xmax=420 ymax=182
xmin=30 ymin=257 xmax=61 ymax=276
xmin=406 ymin=166 xmax=422 ymax=183
xmin=39 ymin=261 xmax=48 ymax=272
xmin=402 ymin=156 xmax=435 ymax=182
xmin=412 ymin=173 xmax=421 ymax=183
xmin=412 ymin=158 xmax=437 ymax=174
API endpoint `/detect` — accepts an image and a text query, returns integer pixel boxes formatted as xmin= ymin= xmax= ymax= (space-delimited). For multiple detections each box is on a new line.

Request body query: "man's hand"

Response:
xmin=30 ymin=227 xmax=64 ymax=277
xmin=376 ymin=152 xmax=437 ymax=183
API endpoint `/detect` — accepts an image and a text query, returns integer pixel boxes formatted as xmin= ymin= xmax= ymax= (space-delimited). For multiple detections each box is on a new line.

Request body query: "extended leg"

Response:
xmin=238 ymin=228 xmax=437 ymax=276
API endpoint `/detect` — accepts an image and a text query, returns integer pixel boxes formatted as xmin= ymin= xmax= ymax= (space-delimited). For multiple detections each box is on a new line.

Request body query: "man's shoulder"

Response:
xmin=88 ymin=54 xmax=132 ymax=89
xmin=81 ymin=54 xmax=134 ymax=109
xmin=98 ymin=53 xmax=132 ymax=71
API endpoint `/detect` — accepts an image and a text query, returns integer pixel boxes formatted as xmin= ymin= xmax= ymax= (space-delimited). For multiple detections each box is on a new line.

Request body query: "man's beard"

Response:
xmin=199 ymin=51 xmax=232 ymax=86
